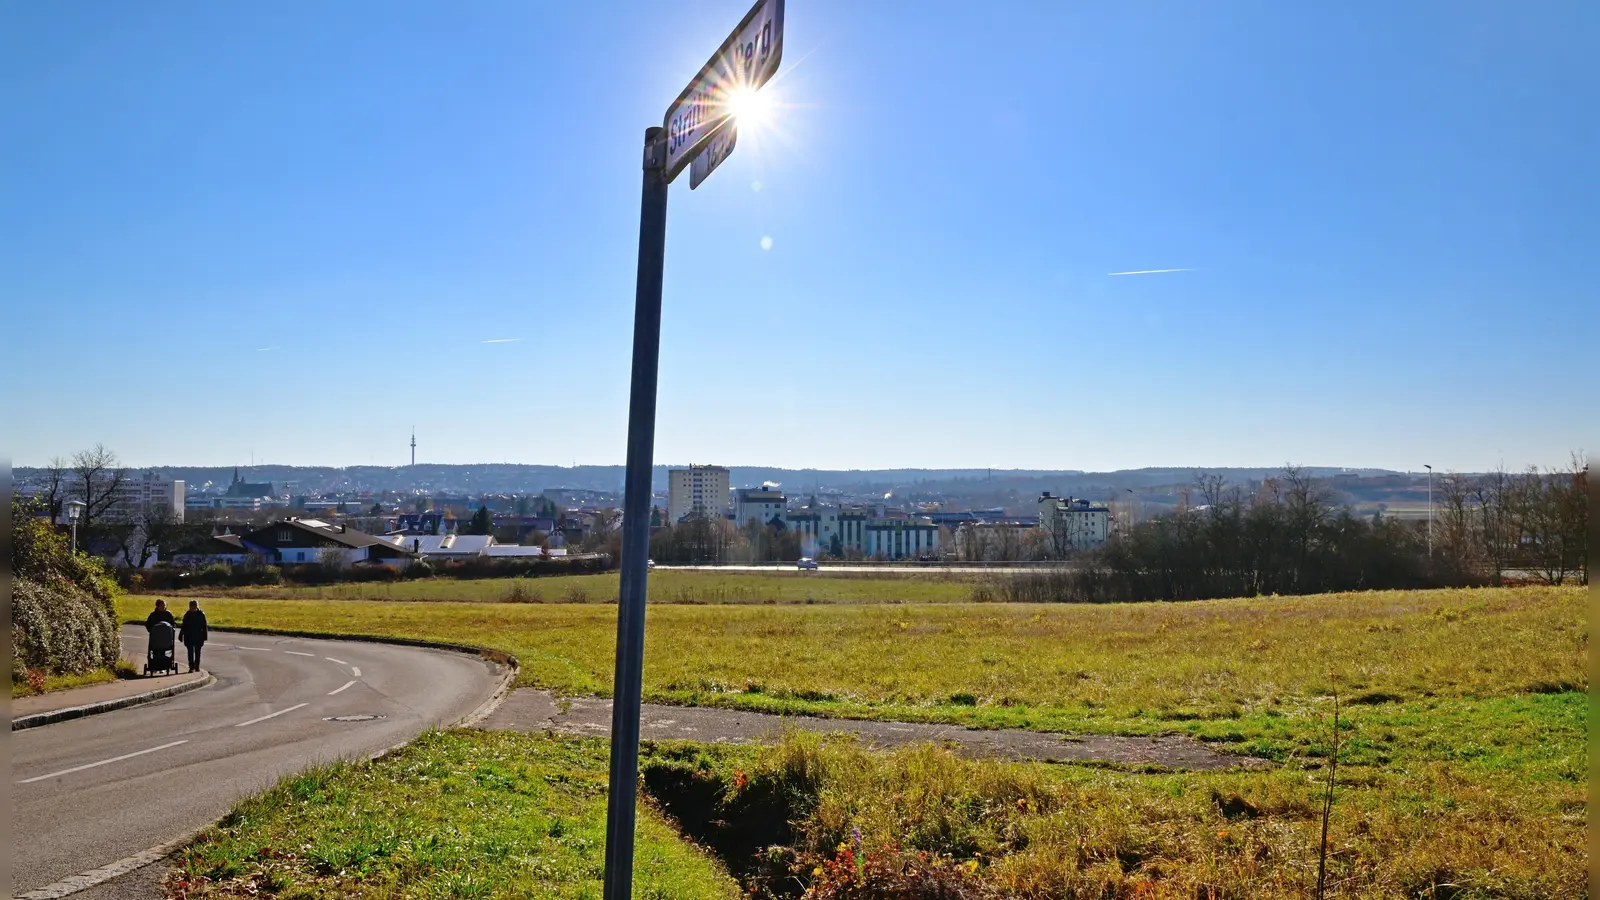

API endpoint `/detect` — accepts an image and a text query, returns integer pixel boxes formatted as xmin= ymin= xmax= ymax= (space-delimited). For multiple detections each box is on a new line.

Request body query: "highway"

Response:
xmin=12 ymin=626 xmax=501 ymax=897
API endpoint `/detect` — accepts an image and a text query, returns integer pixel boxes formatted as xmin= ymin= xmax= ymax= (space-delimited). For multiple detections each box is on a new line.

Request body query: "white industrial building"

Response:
xmin=732 ymin=486 xmax=787 ymax=529
xmin=1037 ymin=492 xmax=1110 ymax=551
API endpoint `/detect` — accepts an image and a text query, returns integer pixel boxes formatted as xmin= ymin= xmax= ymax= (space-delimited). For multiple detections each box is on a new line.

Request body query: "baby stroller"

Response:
xmin=145 ymin=621 xmax=179 ymax=676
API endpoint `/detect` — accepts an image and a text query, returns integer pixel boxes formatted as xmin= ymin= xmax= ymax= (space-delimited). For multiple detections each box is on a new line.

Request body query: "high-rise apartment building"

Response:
xmin=667 ymin=465 xmax=731 ymax=524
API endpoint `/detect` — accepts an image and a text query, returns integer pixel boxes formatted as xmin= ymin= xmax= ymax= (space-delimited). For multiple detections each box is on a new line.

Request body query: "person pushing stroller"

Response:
xmin=144 ymin=599 xmax=179 ymax=676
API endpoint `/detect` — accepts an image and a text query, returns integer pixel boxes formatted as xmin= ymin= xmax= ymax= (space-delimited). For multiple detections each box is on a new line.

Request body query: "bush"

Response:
xmin=11 ymin=577 xmax=120 ymax=677
xmin=197 ymin=563 xmax=232 ymax=587
xmin=248 ymin=565 xmax=283 ymax=586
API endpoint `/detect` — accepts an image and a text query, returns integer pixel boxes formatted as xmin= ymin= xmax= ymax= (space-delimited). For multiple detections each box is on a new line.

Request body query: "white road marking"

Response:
xmin=324 ymin=657 xmax=348 ymax=665
xmin=328 ymin=680 xmax=357 ymax=696
xmin=351 ymin=667 xmax=361 ymax=677
xmin=234 ymin=703 xmax=309 ymax=727
xmin=284 ymin=651 xmax=315 ymax=657
xmin=238 ymin=647 xmax=273 ymax=651
xmin=19 ymin=740 xmax=188 ymax=784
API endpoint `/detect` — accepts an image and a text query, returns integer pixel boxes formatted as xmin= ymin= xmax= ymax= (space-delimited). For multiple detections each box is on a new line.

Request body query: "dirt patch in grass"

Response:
xmin=485 ymin=689 xmax=1266 ymax=770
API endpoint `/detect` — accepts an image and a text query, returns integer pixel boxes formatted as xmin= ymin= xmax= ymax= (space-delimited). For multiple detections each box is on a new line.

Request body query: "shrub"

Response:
xmin=502 ymin=580 xmax=544 ymax=603
xmin=197 ymin=563 xmax=232 ymax=587
xmin=11 ymin=577 xmax=120 ymax=677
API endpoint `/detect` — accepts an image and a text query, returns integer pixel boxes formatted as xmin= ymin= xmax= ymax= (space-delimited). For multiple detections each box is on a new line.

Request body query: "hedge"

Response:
xmin=12 ymin=577 xmax=120 ymax=677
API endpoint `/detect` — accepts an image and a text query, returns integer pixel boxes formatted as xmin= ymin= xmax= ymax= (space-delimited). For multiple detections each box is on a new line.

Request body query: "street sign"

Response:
xmin=662 ymin=0 xmax=784 ymax=183
xmin=605 ymin=4 xmax=787 ymax=899
xmin=689 ymin=125 xmax=737 ymax=190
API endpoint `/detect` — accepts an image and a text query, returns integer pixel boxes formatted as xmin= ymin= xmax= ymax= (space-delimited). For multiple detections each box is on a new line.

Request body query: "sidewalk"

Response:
xmin=12 ymin=667 xmax=211 ymax=726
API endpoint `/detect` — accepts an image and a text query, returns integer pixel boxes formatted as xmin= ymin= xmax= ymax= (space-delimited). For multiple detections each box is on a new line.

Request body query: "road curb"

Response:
xmin=12 ymin=827 xmax=204 ymax=900
xmin=15 ymin=628 xmax=519 ymax=899
xmin=10 ymin=672 xmax=215 ymax=732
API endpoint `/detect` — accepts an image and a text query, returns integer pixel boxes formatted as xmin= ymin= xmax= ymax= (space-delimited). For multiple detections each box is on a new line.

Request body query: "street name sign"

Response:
xmin=689 ymin=125 xmax=737 ymax=189
xmin=606 ymin=3 xmax=788 ymax=897
xmin=662 ymin=0 xmax=784 ymax=183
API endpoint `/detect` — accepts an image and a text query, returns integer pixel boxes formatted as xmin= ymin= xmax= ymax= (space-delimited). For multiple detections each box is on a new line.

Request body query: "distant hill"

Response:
xmin=13 ymin=462 xmax=1414 ymax=501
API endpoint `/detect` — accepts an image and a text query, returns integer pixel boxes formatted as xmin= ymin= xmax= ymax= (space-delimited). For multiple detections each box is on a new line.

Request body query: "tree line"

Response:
xmin=647 ymin=514 xmax=805 ymax=564
xmin=987 ymin=461 xmax=1586 ymax=604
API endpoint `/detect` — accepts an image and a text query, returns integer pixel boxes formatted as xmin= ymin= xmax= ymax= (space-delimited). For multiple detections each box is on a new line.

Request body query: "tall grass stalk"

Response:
xmin=1317 ymin=688 xmax=1340 ymax=900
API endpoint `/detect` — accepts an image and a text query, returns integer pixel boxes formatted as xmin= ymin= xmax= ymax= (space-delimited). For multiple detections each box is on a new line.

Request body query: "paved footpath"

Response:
xmin=13 ymin=669 xmax=210 ymax=724
xmin=483 ymin=689 xmax=1267 ymax=771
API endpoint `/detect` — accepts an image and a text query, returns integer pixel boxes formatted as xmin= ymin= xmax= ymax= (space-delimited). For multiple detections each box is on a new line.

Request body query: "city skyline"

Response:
xmin=4 ymin=1 xmax=1593 ymax=472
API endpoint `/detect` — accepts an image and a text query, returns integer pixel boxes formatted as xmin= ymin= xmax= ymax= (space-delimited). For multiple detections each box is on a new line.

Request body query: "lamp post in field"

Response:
xmin=1423 ymin=464 xmax=1433 ymax=559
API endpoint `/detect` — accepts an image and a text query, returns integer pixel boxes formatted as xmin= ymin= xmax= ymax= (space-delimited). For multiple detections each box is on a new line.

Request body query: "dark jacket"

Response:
xmin=146 ymin=608 xmax=176 ymax=631
xmin=179 ymin=609 xmax=208 ymax=645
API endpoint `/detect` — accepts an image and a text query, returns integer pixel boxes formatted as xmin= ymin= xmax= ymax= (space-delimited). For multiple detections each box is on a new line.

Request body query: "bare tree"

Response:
xmin=318 ymin=545 xmax=349 ymax=571
xmin=1432 ymin=471 xmax=1481 ymax=582
xmin=1280 ymin=465 xmax=1335 ymax=591
xmin=115 ymin=522 xmax=159 ymax=571
xmin=33 ymin=456 xmax=70 ymax=522
xmin=71 ymin=444 xmax=127 ymax=527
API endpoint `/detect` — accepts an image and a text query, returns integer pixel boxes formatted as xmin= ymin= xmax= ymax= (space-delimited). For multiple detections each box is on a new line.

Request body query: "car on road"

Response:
xmin=647 ymin=559 xmax=656 ymax=569
xmin=797 ymin=557 xmax=818 ymax=570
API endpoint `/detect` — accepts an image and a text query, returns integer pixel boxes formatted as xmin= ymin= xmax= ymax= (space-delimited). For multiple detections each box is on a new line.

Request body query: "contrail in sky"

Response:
xmin=481 ymin=338 xmax=522 ymax=344
xmin=1106 ymin=268 xmax=1195 ymax=276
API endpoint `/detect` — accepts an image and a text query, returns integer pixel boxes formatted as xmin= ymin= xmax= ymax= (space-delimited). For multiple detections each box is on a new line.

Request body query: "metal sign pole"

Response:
xmin=602 ymin=125 xmax=669 ymax=900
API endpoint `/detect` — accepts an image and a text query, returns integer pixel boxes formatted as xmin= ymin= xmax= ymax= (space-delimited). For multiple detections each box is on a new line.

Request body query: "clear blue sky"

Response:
xmin=3 ymin=1 xmax=1594 ymax=472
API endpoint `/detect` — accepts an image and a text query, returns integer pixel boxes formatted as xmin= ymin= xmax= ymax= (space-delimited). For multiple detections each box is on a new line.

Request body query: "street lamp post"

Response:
xmin=66 ymin=500 xmax=87 ymax=554
xmin=1423 ymin=465 xmax=1433 ymax=559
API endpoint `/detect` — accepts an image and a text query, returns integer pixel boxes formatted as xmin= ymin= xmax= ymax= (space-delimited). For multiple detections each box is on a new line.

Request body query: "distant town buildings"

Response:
xmin=107 ymin=471 xmax=186 ymax=524
xmin=668 ymin=464 xmax=731 ymax=524
xmin=1037 ymin=492 xmax=1110 ymax=551
xmin=240 ymin=518 xmax=420 ymax=567
xmin=35 ymin=470 xmax=188 ymax=524
xmin=733 ymin=486 xmax=786 ymax=529
xmin=187 ymin=469 xmax=281 ymax=511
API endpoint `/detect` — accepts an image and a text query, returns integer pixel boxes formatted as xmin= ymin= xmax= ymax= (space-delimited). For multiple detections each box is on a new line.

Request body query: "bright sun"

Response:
xmin=724 ymin=84 xmax=773 ymax=128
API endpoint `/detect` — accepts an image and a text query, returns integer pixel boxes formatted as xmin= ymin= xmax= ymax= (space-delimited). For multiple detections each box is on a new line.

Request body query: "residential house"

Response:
xmin=240 ymin=518 xmax=420 ymax=568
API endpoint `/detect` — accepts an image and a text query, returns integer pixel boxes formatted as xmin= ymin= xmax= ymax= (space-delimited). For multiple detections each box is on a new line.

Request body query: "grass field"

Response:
xmin=131 ymin=585 xmax=1586 ymax=897
xmin=172 ymin=730 xmax=737 ymax=899
xmin=183 ymin=569 xmax=978 ymax=605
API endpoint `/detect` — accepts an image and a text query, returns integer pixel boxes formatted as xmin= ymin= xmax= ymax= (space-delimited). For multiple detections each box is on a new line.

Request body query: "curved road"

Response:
xmin=12 ymin=626 xmax=501 ymax=897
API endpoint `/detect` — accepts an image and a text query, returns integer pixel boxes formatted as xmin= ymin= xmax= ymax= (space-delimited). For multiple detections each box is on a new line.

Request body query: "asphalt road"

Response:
xmin=12 ymin=626 xmax=501 ymax=896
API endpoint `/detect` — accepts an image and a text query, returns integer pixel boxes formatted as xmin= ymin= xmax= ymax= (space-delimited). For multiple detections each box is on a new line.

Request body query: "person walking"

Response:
xmin=146 ymin=598 xmax=176 ymax=631
xmin=178 ymin=600 xmax=208 ymax=673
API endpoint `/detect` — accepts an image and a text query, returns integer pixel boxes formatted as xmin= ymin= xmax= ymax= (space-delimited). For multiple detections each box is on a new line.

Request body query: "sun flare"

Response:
xmin=723 ymin=84 xmax=773 ymax=128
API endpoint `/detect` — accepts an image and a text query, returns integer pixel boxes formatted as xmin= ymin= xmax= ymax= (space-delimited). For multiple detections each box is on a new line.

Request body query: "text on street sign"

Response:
xmin=690 ymin=126 xmax=737 ymax=190
xmin=662 ymin=0 xmax=784 ymax=182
